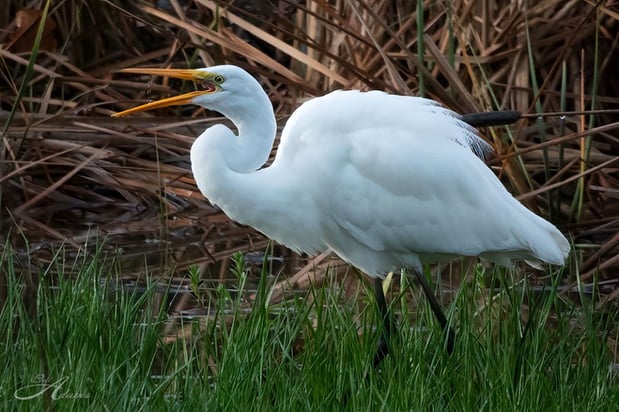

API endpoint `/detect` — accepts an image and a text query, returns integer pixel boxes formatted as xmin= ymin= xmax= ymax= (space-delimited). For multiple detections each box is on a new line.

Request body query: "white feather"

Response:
xmin=183 ymin=66 xmax=569 ymax=277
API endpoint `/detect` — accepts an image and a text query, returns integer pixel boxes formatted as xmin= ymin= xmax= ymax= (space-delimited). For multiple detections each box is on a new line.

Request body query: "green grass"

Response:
xmin=1 ymin=247 xmax=617 ymax=411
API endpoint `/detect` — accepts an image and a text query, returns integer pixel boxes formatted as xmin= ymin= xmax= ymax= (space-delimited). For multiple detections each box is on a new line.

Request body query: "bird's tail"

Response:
xmin=526 ymin=213 xmax=570 ymax=265
xmin=481 ymin=209 xmax=570 ymax=268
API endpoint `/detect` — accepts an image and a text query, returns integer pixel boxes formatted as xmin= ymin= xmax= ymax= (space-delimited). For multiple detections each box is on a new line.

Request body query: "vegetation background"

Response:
xmin=0 ymin=0 xmax=618 ymax=409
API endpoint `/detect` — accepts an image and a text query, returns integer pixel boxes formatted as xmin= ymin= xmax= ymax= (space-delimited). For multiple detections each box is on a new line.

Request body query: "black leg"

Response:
xmin=372 ymin=277 xmax=394 ymax=367
xmin=412 ymin=269 xmax=455 ymax=354
xmin=370 ymin=271 xmax=454 ymax=369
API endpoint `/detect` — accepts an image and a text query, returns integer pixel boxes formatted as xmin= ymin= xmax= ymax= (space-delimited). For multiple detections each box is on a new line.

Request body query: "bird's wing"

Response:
xmin=274 ymin=90 xmax=567 ymax=271
xmin=323 ymin=128 xmax=539 ymax=260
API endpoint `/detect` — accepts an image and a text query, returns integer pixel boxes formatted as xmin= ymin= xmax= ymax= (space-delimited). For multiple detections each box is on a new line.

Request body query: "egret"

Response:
xmin=113 ymin=65 xmax=570 ymax=365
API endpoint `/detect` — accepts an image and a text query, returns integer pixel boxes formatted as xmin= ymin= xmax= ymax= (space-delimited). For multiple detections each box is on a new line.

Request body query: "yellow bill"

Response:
xmin=112 ymin=68 xmax=217 ymax=117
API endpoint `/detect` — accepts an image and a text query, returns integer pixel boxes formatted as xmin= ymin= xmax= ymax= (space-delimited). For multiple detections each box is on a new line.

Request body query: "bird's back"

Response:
xmin=276 ymin=90 xmax=493 ymax=163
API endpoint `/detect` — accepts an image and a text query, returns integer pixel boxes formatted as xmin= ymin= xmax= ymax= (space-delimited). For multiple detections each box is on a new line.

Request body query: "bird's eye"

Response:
xmin=214 ymin=75 xmax=225 ymax=84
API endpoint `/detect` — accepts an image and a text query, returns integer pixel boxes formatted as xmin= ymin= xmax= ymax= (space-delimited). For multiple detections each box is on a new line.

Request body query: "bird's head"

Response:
xmin=111 ymin=65 xmax=259 ymax=117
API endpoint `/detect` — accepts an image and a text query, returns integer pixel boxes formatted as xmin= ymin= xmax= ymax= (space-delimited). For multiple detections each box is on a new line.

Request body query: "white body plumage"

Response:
xmin=185 ymin=66 xmax=569 ymax=277
xmin=113 ymin=65 xmax=569 ymax=277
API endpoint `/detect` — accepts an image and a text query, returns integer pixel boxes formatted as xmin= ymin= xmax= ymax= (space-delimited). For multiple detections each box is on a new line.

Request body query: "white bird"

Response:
xmin=113 ymin=65 xmax=570 ymax=364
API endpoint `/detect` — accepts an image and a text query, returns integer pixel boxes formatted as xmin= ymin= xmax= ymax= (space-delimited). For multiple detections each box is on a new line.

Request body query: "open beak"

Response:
xmin=111 ymin=68 xmax=216 ymax=117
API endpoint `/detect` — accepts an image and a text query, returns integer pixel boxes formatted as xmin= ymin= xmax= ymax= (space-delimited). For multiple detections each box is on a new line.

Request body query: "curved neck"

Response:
xmin=228 ymin=102 xmax=277 ymax=173
xmin=209 ymin=86 xmax=277 ymax=173
xmin=190 ymin=86 xmax=279 ymax=225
